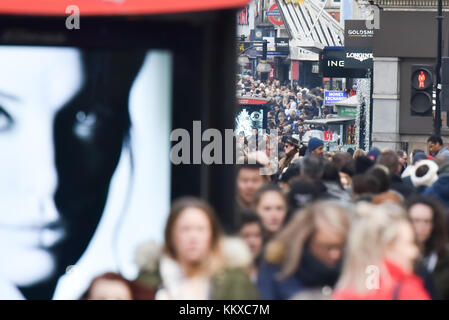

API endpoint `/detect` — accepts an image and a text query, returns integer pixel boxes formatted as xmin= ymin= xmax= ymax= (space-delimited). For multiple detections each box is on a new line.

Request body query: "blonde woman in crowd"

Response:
xmin=257 ymin=201 xmax=351 ymax=300
xmin=333 ymin=203 xmax=430 ymax=300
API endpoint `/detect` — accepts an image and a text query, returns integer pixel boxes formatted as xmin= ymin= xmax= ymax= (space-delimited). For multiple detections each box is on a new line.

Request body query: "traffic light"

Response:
xmin=410 ymin=65 xmax=434 ymax=116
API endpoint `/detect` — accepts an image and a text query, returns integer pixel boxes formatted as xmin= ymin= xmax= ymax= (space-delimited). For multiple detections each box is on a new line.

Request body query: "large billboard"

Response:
xmin=0 ymin=46 xmax=172 ymax=299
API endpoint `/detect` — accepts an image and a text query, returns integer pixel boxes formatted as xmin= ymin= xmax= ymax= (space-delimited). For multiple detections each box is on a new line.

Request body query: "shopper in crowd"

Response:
xmin=253 ymin=184 xmax=288 ymax=241
xmin=333 ymin=203 xmax=430 ymax=300
xmin=321 ymin=161 xmax=351 ymax=202
xmin=428 ymin=135 xmax=449 ymax=161
xmin=236 ymin=161 xmax=269 ymax=211
xmin=423 ymin=161 xmax=449 ymax=208
xmin=409 ymin=160 xmax=439 ymax=193
xmin=135 ymin=197 xmax=258 ymax=300
xmin=377 ymin=149 xmax=415 ymax=197
xmin=257 ymin=201 xmax=351 ymax=300
xmin=406 ymin=196 xmax=449 ymax=299
xmin=397 ymin=150 xmax=408 ymax=174
xmin=402 ymin=151 xmax=429 ymax=180
xmin=279 ymin=135 xmax=300 ymax=174
xmin=81 ymin=272 xmax=155 ymax=300
xmin=237 ymin=211 xmax=265 ymax=283
xmin=353 ymin=149 xmax=366 ymax=159
xmin=307 ymin=137 xmax=324 ymax=157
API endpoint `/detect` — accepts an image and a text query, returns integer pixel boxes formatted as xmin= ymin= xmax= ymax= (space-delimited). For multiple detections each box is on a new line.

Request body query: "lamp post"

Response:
xmin=434 ymin=0 xmax=443 ymax=136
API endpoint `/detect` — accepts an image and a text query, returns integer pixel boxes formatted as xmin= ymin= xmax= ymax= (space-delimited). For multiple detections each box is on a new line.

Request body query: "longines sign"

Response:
xmin=344 ymin=47 xmax=373 ymax=69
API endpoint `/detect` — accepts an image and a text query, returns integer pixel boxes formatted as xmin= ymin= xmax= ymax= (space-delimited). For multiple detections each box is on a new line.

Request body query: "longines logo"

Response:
xmin=346 ymin=52 xmax=373 ymax=62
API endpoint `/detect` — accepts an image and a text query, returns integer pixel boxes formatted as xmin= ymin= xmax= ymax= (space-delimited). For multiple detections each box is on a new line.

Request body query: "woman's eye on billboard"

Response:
xmin=0 ymin=106 xmax=13 ymax=131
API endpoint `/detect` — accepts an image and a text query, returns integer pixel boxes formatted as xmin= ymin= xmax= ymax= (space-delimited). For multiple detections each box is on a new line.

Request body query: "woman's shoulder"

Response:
xmin=212 ymin=267 xmax=258 ymax=300
xmin=219 ymin=237 xmax=253 ymax=271
xmin=211 ymin=237 xmax=258 ymax=299
xmin=134 ymin=240 xmax=164 ymax=289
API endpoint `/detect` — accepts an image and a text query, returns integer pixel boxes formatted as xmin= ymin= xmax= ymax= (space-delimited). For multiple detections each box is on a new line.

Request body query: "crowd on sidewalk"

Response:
xmin=84 ymin=130 xmax=449 ymax=300
xmin=79 ymin=77 xmax=449 ymax=301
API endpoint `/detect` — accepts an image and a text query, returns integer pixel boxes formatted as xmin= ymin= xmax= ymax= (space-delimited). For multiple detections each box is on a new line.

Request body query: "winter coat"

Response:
xmin=279 ymin=149 xmax=300 ymax=173
xmin=333 ymin=260 xmax=431 ymax=300
xmin=257 ymin=244 xmax=341 ymax=300
xmin=423 ymin=174 xmax=449 ymax=207
xmin=322 ymin=181 xmax=351 ymax=203
xmin=134 ymin=237 xmax=258 ymax=300
xmin=390 ymin=174 xmax=416 ymax=198
xmin=436 ymin=146 xmax=449 ymax=161
xmin=421 ymin=247 xmax=449 ymax=300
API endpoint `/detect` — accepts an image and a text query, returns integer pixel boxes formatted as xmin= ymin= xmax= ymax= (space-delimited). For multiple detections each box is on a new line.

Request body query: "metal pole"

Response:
xmin=262 ymin=40 xmax=268 ymax=81
xmin=435 ymin=0 xmax=443 ymax=136
xmin=369 ymin=68 xmax=374 ymax=150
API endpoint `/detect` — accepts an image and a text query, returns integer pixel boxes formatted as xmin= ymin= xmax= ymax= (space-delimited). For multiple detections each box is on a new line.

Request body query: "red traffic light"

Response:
xmin=411 ymin=68 xmax=433 ymax=90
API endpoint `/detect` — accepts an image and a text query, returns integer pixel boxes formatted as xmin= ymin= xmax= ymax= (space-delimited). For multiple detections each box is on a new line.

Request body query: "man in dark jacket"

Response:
xmin=428 ymin=135 xmax=449 ymax=161
xmin=377 ymin=149 xmax=415 ymax=197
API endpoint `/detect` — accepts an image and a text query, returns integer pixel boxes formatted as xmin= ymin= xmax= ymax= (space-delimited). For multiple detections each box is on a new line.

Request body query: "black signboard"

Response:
xmin=275 ymin=37 xmax=289 ymax=53
xmin=345 ymin=20 xmax=374 ymax=48
xmin=344 ymin=47 xmax=373 ymax=69
xmin=320 ymin=47 xmax=368 ymax=78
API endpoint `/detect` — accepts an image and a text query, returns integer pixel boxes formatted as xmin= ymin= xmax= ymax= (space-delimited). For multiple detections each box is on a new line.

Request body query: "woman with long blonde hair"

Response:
xmin=257 ymin=201 xmax=351 ymax=300
xmin=333 ymin=203 xmax=430 ymax=300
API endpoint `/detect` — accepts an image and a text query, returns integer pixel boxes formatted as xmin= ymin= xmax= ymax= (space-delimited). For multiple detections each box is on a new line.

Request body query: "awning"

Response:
xmin=305 ymin=117 xmax=355 ymax=125
xmin=276 ymin=0 xmax=344 ymax=53
xmin=334 ymin=95 xmax=358 ymax=107
xmin=0 ymin=0 xmax=250 ymax=16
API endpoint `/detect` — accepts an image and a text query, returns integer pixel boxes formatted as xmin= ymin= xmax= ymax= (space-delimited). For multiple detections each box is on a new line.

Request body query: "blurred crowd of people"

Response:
xmin=235 ymin=77 xmax=357 ymax=166
xmin=84 ymin=133 xmax=449 ymax=300
xmin=237 ymin=77 xmax=339 ymax=136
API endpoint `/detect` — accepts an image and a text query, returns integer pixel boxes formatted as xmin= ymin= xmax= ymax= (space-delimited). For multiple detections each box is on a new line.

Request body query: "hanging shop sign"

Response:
xmin=275 ymin=37 xmax=289 ymax=53
xmin=320 ymin=47 xmax=368 ymax=78
xmin=344 ymin=20 xmax=375 ymax=48
xmin=344 ymin=47 xmax=373 ymax=69
xmin=324 ymin=91 xmax=348 ymax=106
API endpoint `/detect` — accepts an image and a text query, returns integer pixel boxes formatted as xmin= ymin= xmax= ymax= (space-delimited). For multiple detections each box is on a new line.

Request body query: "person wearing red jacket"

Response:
xmin=333 ymin=203 xmax=431 ymax=300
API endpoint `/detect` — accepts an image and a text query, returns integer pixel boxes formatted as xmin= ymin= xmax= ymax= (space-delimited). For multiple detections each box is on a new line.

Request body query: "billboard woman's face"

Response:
xmin=0 ymin=46 xmax=136 ymax=297
xmin=0 ymin=47 xmax=83 ymax=286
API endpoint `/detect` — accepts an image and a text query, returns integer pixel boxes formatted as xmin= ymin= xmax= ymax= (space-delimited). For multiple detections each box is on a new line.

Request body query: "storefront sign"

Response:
xmin=320 ymin=47 xmax=368 ymax=78
xmin=344 ymin=47 xmax=373 ymax=69
xmin=337 ymin=106 xmax=358 ymax=117
xmin=344 ymin=20 xmax=374 ymax=48
xmin=275 ymin=37 xmax=289 ymax=53
xmin=324 ymin=91 xmax=348 ymax=106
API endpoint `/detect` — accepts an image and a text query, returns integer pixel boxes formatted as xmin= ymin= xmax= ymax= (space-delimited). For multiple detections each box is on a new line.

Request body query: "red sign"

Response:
xmin=324 ymin=131 xmax=332 ymax=141
xmin=237 ymin=98 xmax=269 ymax=105
xmin=0 ymin=0 xmax=250 ymax=16
xmin=291 ymin=60 xmax=299 ymax=81
xmin=268 ymin=4 xmax=284 ymax=26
